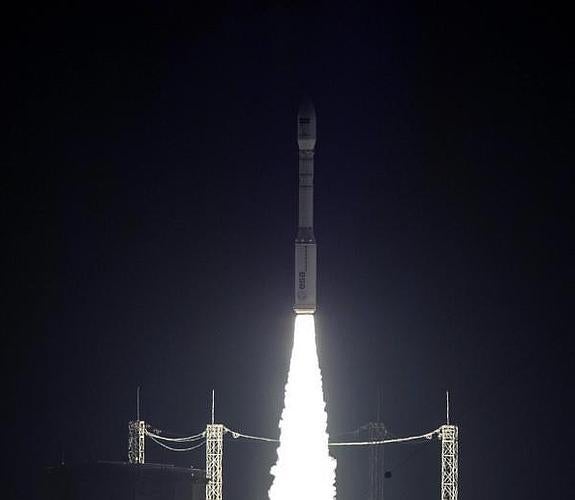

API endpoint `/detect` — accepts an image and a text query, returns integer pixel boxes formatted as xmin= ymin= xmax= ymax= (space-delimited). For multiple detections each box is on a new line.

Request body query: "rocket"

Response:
xmin=294 ymin=100 xmax=317 ymax=314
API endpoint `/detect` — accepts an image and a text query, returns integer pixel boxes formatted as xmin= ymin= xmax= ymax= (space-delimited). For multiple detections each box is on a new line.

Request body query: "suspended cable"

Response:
xmin=223 ymin=426 xmax=439 ymax=446
xmin=333 ymin=425 xmax=398 ymax=440
xmin=329 ymin=428 xmax=440 ymax=446
xmin=146 ymin=429 xmax=205 ymax=442
xmin=224 ymin=427 xmax=279 ymax=443
xmin=147 ymin=434 xmax=206 ymax=452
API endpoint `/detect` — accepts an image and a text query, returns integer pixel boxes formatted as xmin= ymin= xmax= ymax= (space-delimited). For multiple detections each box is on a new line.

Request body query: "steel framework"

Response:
xmin=359 ymin=422 xmax=388 ymax=500
xmin=128 ymin=420 xmax=146 ymax=464
xmin=206 ymin=424 xmax=224 ymax=500
xmin=439 ymin=424 xmax=458 ymax=500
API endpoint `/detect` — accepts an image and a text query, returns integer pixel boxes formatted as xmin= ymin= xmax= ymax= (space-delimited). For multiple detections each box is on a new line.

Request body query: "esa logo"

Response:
xmin=298 ymin=272 xmax=306 ymax=290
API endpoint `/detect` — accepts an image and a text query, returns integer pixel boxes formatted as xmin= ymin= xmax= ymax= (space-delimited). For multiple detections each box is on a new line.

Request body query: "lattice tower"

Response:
xmin=206 ymin=424 xmax=224 ymax=500
xmin=439 ymin=424 xmax=458 ymax=500
xmin=361 ymin=422 xmax=388 ymax=500
xmin=128 ymin=420 xmax=146 ymax=464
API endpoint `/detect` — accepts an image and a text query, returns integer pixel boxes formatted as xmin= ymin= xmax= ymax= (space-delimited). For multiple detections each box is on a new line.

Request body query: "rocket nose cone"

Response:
xmin=298 ymin=99 xmax=316 ymax=120
xmin=297 ymin=98 xmax=316 ymax=149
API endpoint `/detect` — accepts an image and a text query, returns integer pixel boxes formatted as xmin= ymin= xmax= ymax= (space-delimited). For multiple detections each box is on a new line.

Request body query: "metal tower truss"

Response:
xmin=206 ymin=424 xmax=224 ymax=500
xmin=439 ymin=424 xmax=458 ymax=500
xmin=128 ymin=420 xmax=146 ymax=464
xmin=360 ymin=422 xmax=388 ymax=500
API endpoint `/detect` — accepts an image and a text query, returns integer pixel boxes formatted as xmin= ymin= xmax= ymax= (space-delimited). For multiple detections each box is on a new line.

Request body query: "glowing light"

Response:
xmin=269 ymin=314 xmax=336 ymax=500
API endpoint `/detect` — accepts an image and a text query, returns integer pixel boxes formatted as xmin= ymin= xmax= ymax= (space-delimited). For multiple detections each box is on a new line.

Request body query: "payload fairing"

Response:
xmin=294 ymin=100 xmax=317 ymax=314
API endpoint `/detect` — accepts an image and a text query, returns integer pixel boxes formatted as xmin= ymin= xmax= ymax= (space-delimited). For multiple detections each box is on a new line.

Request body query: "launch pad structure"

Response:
xmin=128 ymin=420 xmax=146 ymax=465
xmin=128 ymin=387 xmax=145 ymax=465
xmin=205 ymin=424 xmax=224 ymax=500
xmin=439 ymin=424 xmax=458 ymax=500
xmin=439 ymin=393 xmax=458 ymax=500
xmin=128 ymin=394 xmax=459 ymax=500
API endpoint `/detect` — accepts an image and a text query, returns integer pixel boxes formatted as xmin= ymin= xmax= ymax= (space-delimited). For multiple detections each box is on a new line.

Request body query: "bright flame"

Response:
xmin=269 ymin=314 xmax=336 ymax=500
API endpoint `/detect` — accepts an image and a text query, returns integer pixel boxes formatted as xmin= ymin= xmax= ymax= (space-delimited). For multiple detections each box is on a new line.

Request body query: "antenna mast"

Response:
xmin=446 ymin=390 xmax=450 ymax=425
xmin=137 ymin=386 xmax=141 ymax=421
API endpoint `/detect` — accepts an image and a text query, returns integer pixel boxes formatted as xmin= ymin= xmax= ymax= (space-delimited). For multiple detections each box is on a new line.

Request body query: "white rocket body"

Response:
xmin=294 ymin=101 xmax=317 ymax=314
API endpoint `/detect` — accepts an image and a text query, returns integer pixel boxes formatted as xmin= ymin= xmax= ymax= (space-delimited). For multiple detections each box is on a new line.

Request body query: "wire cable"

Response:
xmin=329 ymin=428 xmax=440 ymax=446
xmin=223 ymin=426 xmax=439 ymax=446
xmin=224 ymin=426 xmax=279 ymax=443
xmin=146 ymin=430 xmax=205 ymax=442
xmin=147 ymin=434 xmax=206 ymax=452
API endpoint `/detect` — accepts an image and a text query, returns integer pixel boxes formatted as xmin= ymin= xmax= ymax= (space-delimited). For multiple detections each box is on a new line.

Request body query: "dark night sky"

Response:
xmin=5 ymin=1 xmax=574 ymax=499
